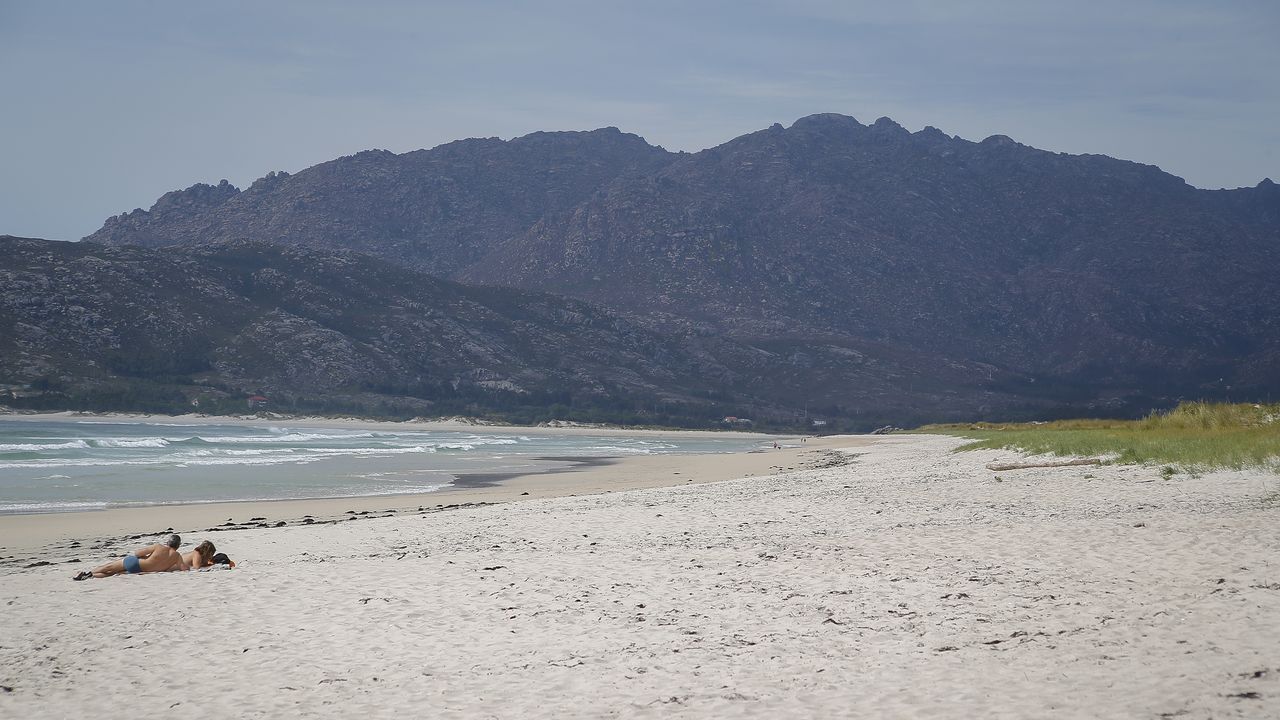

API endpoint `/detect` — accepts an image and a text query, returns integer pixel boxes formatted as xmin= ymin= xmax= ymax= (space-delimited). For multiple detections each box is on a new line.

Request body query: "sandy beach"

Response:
xmin=2 ymin=433 xmax=1278 ymax=718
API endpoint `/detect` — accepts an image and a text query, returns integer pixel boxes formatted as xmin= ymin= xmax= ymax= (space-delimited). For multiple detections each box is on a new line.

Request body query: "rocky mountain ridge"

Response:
xmin=87 ymin=128 xmax=675 ymax=276
xmin=5 ymin=236 xmax=1037 ymax=426
xmin=47 ymin=116 xmax=1280 ymax=422
xmin=1 ymin=236 xmax=726 ymax=421
xmin=469 ymin=115 xmax=1280 ymax=388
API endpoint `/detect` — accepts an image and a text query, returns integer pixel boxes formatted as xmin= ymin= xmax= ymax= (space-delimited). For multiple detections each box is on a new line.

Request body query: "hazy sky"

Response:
xmin=2 ymin=1 xmax=1277 ymax=241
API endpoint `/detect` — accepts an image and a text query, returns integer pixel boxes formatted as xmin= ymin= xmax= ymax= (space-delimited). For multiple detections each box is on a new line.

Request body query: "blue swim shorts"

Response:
xmin=123 ymin=554 xmax=141 ymax=574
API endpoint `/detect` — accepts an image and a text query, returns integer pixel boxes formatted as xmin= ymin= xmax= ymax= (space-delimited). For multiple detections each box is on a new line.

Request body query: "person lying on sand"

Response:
xmin=182 ymin=540 xmax=218 ymax=570
xmin=73 ymin=534 xmax=198 ymax=580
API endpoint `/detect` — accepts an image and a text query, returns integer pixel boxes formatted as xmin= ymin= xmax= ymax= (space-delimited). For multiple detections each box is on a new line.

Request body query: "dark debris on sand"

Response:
xmin=17 ymin=501 xmax=499 ymax=575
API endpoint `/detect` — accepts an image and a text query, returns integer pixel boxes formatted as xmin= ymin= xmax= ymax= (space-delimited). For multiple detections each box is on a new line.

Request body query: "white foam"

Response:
xmin=444 ymin=435 xmax=522 ymax=447
xmin=169 ymin=445 xmax=437 ymax=467
xmin=187 ymin=447 xmax=305 ymax=457
xmin=175 ymin=456 xmax=323 ymax=467
xmin=0 ymin=421 xmax=766 ymax=514
xmin=580 ymin=445 xmax=659 ymax=454
xmin=363 ymin=445 xmax=434 ymax=455
xmin=0 ymin=458 xmax=168 ymax=469
xmin=0 ymin=444 xmax=444 ymax=470
xmin=195 ymin=432 xmax=377 ymax=444
xmin=0 ymin=500 xmax=110 ymax=514
xmin=286 ymin=446 xmax=437 ymax=457
xmin=0 ymin=440 xmax=91 ymax=452
xmin=92 ymin=437 xmax=171 ymax=448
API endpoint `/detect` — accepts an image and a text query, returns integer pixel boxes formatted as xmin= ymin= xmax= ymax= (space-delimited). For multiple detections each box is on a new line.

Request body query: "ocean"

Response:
xmin=0 ymin=418 xmax=769 ymax=514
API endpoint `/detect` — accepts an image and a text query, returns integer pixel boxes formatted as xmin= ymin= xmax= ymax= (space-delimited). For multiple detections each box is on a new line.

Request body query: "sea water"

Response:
xmin=0 ymin=418 xmax=769 ymax=514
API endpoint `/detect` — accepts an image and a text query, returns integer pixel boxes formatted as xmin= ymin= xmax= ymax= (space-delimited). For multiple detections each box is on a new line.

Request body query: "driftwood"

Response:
xmin=985 ymin=458 xmax=1104 ymax=471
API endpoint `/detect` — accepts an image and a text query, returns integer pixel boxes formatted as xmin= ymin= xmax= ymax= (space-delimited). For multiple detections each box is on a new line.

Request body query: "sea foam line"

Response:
xmin=0 ymin=440 xmax=91 ymax=452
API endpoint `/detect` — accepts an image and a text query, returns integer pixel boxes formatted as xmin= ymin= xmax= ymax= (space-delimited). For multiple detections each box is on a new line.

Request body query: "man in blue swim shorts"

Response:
xmin=74 ymin=534 xmax=190 ymax=579
xmin=122 ymin=553 xmax=142 ymax=573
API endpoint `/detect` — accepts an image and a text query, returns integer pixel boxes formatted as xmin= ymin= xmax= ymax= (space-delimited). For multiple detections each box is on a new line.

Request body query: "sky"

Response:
xmin=2 ymin=0 xmax=1277 ymax=241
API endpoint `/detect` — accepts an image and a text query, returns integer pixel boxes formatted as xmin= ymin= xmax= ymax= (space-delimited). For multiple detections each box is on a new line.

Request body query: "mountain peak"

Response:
xmin=871 ymin=116 xmax=907 ymax=132
xmin=789 ymin=113 xmax=864 ymax=132
xmin=913 ymin=125 xmax=951 ymax=143
xmin=247 ymin=170 xmax=292 ymax=193
xmin=980 ymin=134 xmax=1020 ymax=147
xmin=144 ymin=180 xmax=241 ymax=217
xmin=512 ymin=126 xmax=656 ymax=149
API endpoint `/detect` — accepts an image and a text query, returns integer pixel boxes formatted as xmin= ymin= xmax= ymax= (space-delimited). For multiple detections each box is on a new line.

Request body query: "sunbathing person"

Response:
xmin=74 ymin=534 xmax=188 ymax=580
xmin=182 ymin=540 xmax=218 ymax=570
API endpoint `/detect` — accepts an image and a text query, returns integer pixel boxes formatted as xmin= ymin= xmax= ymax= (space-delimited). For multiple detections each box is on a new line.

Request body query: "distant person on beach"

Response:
xmin=73 ymin=534 xmax=192 ymax=580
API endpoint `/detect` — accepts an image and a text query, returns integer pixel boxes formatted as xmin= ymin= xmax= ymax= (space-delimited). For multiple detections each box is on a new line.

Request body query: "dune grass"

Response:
xmin=918 ymin=402 xmax=1280 ymax=473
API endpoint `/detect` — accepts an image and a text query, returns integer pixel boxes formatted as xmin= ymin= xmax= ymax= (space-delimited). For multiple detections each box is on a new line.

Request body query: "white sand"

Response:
xmin=2 ymin=434 xmax=1278 ymax=718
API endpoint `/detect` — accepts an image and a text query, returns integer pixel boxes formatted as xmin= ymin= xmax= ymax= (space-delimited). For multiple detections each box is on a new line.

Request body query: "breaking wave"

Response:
xmin=0 ymin=419 xmax=765 ymax=514
xmin=93 ymin=437 xmax=171 ymax=448
xmin=0 ymin=440 xmax=91 ymax=452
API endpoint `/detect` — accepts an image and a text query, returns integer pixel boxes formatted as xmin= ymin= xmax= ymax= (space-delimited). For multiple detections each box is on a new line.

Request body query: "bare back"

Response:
xmin=183 ymin=549 xmax=211 ymax=569
xmin=136 ymin=544 xmax=186 ymax=573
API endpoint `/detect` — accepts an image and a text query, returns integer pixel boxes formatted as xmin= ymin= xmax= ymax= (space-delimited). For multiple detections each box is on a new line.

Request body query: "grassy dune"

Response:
xmin=920 ymin=402 xmax=1280 ymax=472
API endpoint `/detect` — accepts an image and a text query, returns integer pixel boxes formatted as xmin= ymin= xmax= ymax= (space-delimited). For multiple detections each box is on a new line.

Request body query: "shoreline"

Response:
xmin=0 ymin=409 xmax=777 ymax=439
xmin=0 ymin=434 xmax=865 ymax=560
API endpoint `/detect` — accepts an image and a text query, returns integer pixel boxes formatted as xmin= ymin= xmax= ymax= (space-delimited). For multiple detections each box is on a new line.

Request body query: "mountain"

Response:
xmin=0 ymin=236 xmax=1045 ymax=426
xmin=86 ymin=128 xmax=675 ymax=277
xmin=470 ymin=115 xmax=1280 ymax=396
xmin=65 ymin=116 xmax=1280 ymax=421
xmin=0 ymin=236 xmax=728 ymax=422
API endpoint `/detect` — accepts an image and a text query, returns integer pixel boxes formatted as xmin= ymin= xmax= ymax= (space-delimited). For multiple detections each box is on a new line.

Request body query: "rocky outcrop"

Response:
xmin=90 ymin=179 xmax=241 ymax=246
